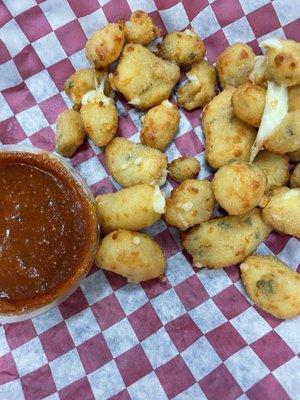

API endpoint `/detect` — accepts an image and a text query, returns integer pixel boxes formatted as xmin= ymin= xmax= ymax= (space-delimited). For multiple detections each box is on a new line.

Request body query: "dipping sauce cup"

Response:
xmin=0 ymin=145 xmax=99 ymax=323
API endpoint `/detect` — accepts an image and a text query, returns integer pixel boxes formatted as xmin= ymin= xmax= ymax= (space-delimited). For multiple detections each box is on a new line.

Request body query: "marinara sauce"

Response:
xmin=0 ymin=151 xmax=98 ymax=314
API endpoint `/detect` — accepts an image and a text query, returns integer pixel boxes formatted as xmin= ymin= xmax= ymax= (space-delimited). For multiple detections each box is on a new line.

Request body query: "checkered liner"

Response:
xmin=0 ymin=0 xmax=300 ymax=399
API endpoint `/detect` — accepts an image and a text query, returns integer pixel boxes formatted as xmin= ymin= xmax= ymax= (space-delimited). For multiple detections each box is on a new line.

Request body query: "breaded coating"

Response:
xmin=125 ymin=10 xmax=160 ymax=45
xmin=262 ymin=186 xmax=300 ymax=238
xmin=168 ymin=157 xmax=200 ymax=183
xmin=80 ymin=75 xmax=118 ymax=147
xmin=85 ymin=22 xmax=125 ymax=68
xmin=140 ymin=100 xmax=180 ymax=151
xmin=290 ymin=163 xmax=300 ymax=188
xmin=264 ymin=111 xmax=300 ymax=154
xmin=55 ymin=110 xmax=85 ymax=157
xmin=177 ymin=60 xmax=217 ymax=110
xmin=96 ymin=230 xmax=166 ymax=283
xmin=109 ymin=44 xmax=180 ymax=109
xmin=216 ymin=43 xmax=255 ymax=88
xmin=96 ymin=184 xmax=165 ymax=234
xmin=64 ymin=68 xmax=109 ymax=106
xmin=164 ymin=179 xmax=215 ymax=231
xmin=232 ymin=83 xmax=266 ymax=127
xmin=253 ymin=151 xmax=289 ymax=191
xmin=287 ymin=148 xmax=300 ymax=162
xmin=105 ymin=137 xmax=168 ymax=187
xmin=181 ymin=208 xmax=272 ymax=268
xmin=261 ymin=38 xmax=300 ymax=87
xmin=288 ymin=85 xmax=300 ymax=112
xmin=212 ymin=162 xmax=267 ymax=215
xmin=240 ymin=255 xmax=300 ymax=319
xmin=157 ymin=29 xmax=206 ymax=67
xmin=202 ymin=87 xmax=256 ymax=169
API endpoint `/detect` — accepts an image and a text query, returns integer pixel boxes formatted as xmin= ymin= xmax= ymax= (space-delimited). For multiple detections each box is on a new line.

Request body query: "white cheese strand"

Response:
xmin=152 ymin=185 xmax=166 ymax=214
xmin=186 ymin=72 xmax=200 ymax=85
xmin=250 ymin=81 xmax=288 ymax=162
xmin=81 ymin=72 xmax=111 ymax=106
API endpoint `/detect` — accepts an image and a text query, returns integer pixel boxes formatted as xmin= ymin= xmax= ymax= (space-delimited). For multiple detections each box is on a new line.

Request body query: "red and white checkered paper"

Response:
xmin=0 ymin=0 xmax=300 ymax=399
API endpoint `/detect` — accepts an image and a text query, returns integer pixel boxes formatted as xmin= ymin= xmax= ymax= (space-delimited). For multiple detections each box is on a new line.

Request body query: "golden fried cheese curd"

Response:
xmin=158 ymin=29 xmax=206 ymax=67
xmin=125 ymin=10 xmax=160 ymax=45
xmin=264 ymin=111 xmax=300 ymax=154
xmin=240 ymin=254 xmax=300 ymax=319
xmin=55 ymin=110 xmax=85 ymax=157
xmin=168 ymin=156 xmax=200 ymax=183
xmin=96 ymin=230 xmax=166 ymax=283
xmin=80 ymin=75 xmax=118 ymax=147
xmin=212 ymin=161 xmax=267 ymax=215
xmin=164 ymin=179 xmax=215 ymax=231
xmin=96 ymin=184 xmax=165 ymax=234
xmin=85 ymin=22 xmax=125 ymax=68
xmin=105 ymin=137 xmax=168 ymax=187
xmin=177 ymin=60 xmax=217 ymax=110
xmin=232 ymin=83 xmax=266 ymax=127
xmin=109 ymin=44 xmax=180 ymax=110
xmin=253 ymin=151 xmax=289 ymax=191
xmin=181 ymin=208 xmax=272 ymax=268
xmin=64 ymin=68 xmax=109 ymax=106
xmin=260 ymin=38 xmax=300 ymax=87
xmin=216 ymin=43 xmax=255 ymax=88
xmin=262 ymin=186 xmax=300 ymax=238
xmin=140 ymin=100 xmax=180 ymax=151
xmin=202 ymin=87 xmax=256 ymax=169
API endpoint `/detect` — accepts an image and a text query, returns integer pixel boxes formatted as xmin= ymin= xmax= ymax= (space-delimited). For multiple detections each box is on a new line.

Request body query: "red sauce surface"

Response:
xmin=0 ymin=152 xmax=97 ymax=310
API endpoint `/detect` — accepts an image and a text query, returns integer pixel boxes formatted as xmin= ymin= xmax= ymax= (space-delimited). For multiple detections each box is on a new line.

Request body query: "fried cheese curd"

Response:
xmin=164 ymin=179 xmax=215 ymax=231
xmin=181 ymin=208 xmax=272 ymax=269
xmin=216 ymin=43 xmax=255 ymax=88
xmin=96 ymin=230 xmax=166 ymax=283
xmin=140 ymin=100 xmax=180 ymax=151
xmin=168 ymin=157 xmax=200 ymax=183
xmin=212 ymin=162 xmax=267 ymax=215
xmin=240 ymin=255 xmax=300 ymax=319
xmin=85 ymin=22 xmax=125 ymax=68
xmin=105 ymin=137 xmax=168 ymax=187
xmin=290 ymin=163 xmax=300 ymax=188
xmin=288 ymin=85 xmax=300 ymax=112
xmin=96 ymin=184 xmax=165 ymax=234
xmin=262 ymin=187 xmax=300 ymax=238
xmin=264 ymin=110 xmax=300 ymax=154
xmin=157 ymin=29 xmax=206 ymax=67
xmin=202 ymin=87 xmax=256 ymax=169
xmin=55 ymin=110 xmax=86 ymax=157
xmin=260 ymin=38 xmax=300 ymax=87
xmin=125 ymin=10 xmax=161 ymax=45
xmin=64 ymin=68 xmax=109 ymax=106
xmin=80 ymin=75 xmax=118 ymax=147
xmin=109 ymin=44 xmax=180 ymax=110
xmin=253 ymin=151 xmax=289 ymax=191
xmin=232 ymin=83 xmax=266 ymax=127
xmin=177 ymin=60 xmax=217 ymax=110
